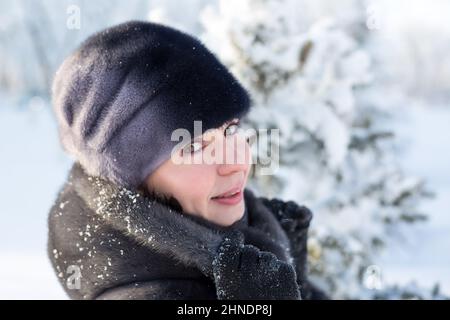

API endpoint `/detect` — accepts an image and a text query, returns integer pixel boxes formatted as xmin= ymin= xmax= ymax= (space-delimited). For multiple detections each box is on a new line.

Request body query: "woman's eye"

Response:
xmin=183 ymin=141 xmax=202 ymax=155
xmin=224 ymin=123 xmax=239 ymax=137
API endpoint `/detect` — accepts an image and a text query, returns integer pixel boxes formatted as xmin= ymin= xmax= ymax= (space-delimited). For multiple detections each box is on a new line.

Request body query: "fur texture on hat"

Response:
xmin=52 ymin=20 xmax=251 ymax=189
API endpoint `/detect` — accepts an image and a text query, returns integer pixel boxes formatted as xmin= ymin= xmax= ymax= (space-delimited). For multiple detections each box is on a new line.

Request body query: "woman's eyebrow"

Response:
xmin=189 ymin=119 xmax=240 ymax=144
xmin=221 ymin=118 xmax=239 ymax=129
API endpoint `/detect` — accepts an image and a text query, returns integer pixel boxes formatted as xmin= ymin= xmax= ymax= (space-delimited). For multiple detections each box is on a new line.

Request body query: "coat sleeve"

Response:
xmin=94 ymin=278 xmax=217 ymax=300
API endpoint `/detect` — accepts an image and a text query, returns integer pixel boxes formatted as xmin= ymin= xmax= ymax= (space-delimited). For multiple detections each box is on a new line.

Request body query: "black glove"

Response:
xmin=212 ymin=230 xmax=301 ymax=300
xmin=262 ymin=198 xmax=329 ymax=300
xmin=262 ymin=198 xmax=312 ymax=275
xmin=262 ymin=198 xmax=313 ymax=233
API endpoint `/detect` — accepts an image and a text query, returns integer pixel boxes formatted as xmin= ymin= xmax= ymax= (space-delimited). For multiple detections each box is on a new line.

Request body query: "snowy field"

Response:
xmin=0 ymin=99 xmax=449 ymax=299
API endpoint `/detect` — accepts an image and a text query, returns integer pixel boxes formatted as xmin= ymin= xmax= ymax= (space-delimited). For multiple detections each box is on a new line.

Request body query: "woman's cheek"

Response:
xmin=180 ymin=164 xmax=214 ymax=210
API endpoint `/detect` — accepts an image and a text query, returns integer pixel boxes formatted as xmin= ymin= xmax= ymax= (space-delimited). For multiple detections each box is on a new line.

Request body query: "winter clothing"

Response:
xmin=48 ymin=162 xmax=327 ymax=300
xmin=212 ymin=230 xmax=301 ymax=299
xmin=51 ymin=21 xmax=251 ymax=189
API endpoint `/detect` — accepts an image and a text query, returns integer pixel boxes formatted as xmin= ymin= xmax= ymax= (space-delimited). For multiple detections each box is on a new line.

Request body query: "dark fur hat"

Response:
xmin=52 ymin=20 xmax=251 ymax=189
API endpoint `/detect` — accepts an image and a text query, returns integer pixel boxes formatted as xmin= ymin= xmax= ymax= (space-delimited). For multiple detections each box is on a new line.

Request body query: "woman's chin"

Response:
xmin=211 ymin=204 xmax=245 ymax=227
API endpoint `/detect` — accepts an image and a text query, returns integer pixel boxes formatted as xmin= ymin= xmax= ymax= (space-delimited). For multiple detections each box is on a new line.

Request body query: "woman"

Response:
xmin=48 ymin=20 xmax=326 ymax=300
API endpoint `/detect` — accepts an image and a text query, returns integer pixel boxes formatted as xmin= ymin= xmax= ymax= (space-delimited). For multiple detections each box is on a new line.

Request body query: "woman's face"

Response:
xmin=144 ymin=119 xmax=251 ymax=227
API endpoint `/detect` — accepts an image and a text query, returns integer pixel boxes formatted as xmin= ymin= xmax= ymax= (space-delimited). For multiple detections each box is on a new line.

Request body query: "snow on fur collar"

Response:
xmin=66 ymin=162 xmax=293 ymax=280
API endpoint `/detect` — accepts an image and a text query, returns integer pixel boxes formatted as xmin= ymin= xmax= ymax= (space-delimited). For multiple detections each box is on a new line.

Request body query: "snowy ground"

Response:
xmin=0 ymin=98 xmax=449 ymax=299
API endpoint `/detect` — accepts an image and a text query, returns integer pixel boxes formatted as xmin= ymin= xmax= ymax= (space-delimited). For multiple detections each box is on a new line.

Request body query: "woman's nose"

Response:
xmin=216 ymin=133 xmax=251 ymax=176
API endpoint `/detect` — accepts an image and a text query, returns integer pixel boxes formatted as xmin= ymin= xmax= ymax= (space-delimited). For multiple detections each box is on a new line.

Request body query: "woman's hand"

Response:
xmin=262 ymin=198 xmax=313 ymax=233
xmin=212 ymin=230 xmax=301 ymax=300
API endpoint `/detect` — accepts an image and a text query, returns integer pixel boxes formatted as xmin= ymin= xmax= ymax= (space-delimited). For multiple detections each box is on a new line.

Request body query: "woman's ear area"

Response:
xmin=139 ymin=167 xmax=161 ymax=199
xmin=138 ymin=178 xmax=184 ymax=213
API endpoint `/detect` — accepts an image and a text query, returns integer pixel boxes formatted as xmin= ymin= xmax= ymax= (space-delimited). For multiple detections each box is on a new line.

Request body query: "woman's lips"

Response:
xmin=211 ymin=189 xmax=243 ymax=205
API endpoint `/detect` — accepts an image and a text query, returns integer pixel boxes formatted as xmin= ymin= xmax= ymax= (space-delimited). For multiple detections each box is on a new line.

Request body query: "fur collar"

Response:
xmin=67 ymin=162 xmax=293 ymax=280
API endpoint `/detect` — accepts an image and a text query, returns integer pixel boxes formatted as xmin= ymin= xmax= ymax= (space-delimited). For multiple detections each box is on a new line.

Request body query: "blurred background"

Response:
xmin=0 ymin=0 xmax=449 ymax=299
